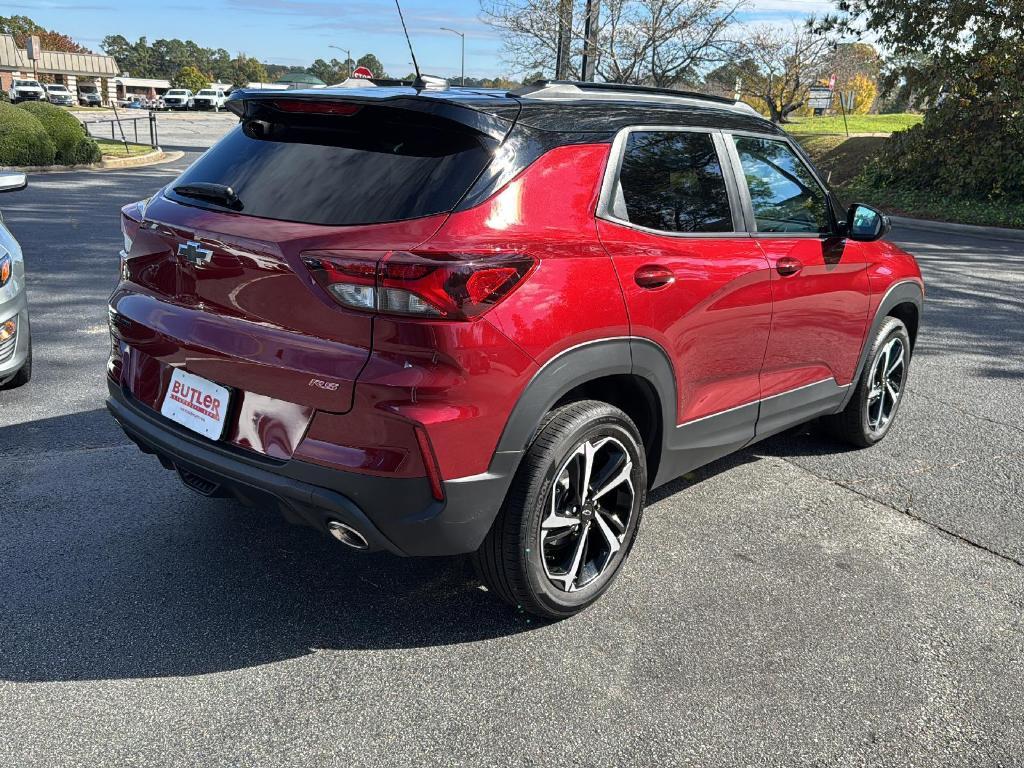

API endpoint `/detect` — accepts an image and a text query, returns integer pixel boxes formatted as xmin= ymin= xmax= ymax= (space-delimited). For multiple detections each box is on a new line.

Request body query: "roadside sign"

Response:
xmin=27 ymin=35 xmax=41 ymax=60
xmin=807 ymin=86 xmax=833 ymax=111
xmin=351 ymin=66 xmax=373 ymax=79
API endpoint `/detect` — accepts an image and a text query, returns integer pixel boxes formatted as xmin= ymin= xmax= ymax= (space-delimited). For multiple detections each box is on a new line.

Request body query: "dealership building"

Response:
xmin=0 ymin=34 xmax=119 ymax=104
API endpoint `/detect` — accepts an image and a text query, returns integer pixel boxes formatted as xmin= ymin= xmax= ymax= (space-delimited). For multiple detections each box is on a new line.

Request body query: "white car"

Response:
xmin=44 ymin=84 xmax=75 ymax=107
xmin=193 ymin=88 xmax=227 ymax=111
xmin=0 ymin=172 xmax=32 ymax=389
xmin=8 ymin=79 xmax=45 ymax=104
xmin=161 ymin=89 xmax=194 ymax=110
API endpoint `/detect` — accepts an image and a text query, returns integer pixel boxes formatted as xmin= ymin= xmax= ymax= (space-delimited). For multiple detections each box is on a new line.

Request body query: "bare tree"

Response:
xmin=736 ymin=24 xmax=832 ymax=123
xmin=480 ymin=0 xmax=742 ymax=87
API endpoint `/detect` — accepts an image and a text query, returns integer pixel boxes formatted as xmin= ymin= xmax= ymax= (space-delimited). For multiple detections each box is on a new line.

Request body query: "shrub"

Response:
xmin=863 ymin=98 xmax=1024 ymax=201
xmin=0 ymin=102 xmax=56 ymax=166
xmin=16 ymin=101 xmax=101 ymax=165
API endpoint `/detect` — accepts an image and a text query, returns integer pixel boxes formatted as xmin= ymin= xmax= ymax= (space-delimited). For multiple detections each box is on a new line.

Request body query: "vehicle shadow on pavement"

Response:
xmin=0 ymin=409 xmax=541 ymax=684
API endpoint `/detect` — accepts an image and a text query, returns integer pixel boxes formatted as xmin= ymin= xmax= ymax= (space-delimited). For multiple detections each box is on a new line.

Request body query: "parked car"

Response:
xmin=161 ymin=89 xmax=194 ymax=110
xmin=8 ymin=79 xmax=45 ymax=104
xmin=44 ymin=83 xmax=75 ymax=106
xmin=107 ymin=82 xmax=924 ymax=619
xmin=0 ymin=172 xmax=32 ymax=389
xmin=78 ymin=83 xmax=102 ymax=107
xmin=193 ymin=88 xmax=227 ymax=111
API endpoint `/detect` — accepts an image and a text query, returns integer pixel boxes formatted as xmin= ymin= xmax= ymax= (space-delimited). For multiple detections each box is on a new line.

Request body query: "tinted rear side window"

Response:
xmin=166 ymin=105 xmax=493 ymax=226
xmin=617 ymin=131 xmax=733 ymax=233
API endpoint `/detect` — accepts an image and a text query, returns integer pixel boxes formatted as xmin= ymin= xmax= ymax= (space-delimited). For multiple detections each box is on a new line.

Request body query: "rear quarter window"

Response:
xmin=165 ymin=104 xmax=493 ymax=226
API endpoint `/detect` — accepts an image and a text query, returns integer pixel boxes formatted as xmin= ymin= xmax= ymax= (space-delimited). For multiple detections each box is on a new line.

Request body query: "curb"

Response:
xmin=891 ymin=215 xmax=1024 ymax=243
xmin=102 ymin=149 xmax=182 ymax=169
xmin=9 ymin=150 xmax=184 ymax=174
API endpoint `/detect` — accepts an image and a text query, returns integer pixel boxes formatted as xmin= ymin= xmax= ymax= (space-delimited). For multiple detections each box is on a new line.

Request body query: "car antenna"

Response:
xmin=393 ymin=0 xmax=425 ymax=90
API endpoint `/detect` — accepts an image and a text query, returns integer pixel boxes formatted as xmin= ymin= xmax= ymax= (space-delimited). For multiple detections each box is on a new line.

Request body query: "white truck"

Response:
xmin=8 ymin=79 xmax=46 ymax=104
xmin=193 ymin=88 xmax=228 ymax=111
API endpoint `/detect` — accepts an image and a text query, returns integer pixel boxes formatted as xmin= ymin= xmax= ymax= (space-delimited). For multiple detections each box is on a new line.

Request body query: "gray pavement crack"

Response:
xmin=776 ymin=456 xmax=1024 ymax=569
xmin=912 ymin=390 xmax=1024 ymax=437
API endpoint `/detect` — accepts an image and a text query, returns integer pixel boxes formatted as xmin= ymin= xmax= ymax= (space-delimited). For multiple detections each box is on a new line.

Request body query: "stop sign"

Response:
xmin=351 ymin=66 xmax=373 ymax=80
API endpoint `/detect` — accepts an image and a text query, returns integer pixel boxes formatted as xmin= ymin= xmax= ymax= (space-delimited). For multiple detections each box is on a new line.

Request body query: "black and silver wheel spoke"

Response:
xmin=867 ymin=337 xmax=905 ymax=433
xmin=541 ymin=436 xmax=635 ymax=592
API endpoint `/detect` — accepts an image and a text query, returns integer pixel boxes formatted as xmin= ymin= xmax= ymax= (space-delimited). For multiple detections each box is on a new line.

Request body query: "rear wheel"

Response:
xmin=472 ymin=400 xmax=647 ymax=620
xmin=825 ymin=316 xmax=910 ymax=447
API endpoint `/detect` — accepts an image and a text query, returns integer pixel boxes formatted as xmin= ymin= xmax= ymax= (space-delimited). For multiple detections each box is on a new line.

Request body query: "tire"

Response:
xmin=825 ymin=316 xmax=910 ymax=447
xmin=2 ymin=346 xmax=32 ymax=389
xmin=471 ymin=400 xmax=647 ymax=620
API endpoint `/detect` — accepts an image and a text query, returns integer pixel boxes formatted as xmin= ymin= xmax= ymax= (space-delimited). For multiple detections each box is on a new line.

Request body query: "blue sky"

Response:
xmin=16 ymin=0 xmax=835 ymax=79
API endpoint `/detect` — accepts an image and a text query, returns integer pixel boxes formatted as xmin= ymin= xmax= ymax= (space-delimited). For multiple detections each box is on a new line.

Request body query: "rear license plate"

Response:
xmin=160 ymin=368 xmax=231 ymax=440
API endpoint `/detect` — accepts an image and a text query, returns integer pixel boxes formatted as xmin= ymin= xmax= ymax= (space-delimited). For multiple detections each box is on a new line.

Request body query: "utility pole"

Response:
xmin=580 ymin=0 xmax=599 ymax=82
xmin=329 ymin=45 xmax=352 ymax=79
xmin=440 ymin=27 xmax=465 ymax=86
xmin=554 ymin=0 xmax=573 ymax=80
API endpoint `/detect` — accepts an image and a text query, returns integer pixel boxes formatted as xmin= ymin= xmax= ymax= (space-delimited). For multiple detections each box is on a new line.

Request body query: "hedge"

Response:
xmin=0 ymin=102 xmax=56 ymax=166
xmin=17 ymin=101 xmax=101 ymax=165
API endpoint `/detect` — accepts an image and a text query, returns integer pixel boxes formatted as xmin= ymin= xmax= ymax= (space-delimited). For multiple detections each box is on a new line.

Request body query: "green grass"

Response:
xmin=783 ymin=113 xmax=922 ymax=135
xmin=794 ymin=132 xmax=1024 ymax=229
xmin=95 ymin=138 xmax=156 ymax=158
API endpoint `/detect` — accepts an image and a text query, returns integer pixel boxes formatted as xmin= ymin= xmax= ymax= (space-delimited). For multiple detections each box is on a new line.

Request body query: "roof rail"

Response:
xmin=509 ymin=80 xmax=759 ymax=116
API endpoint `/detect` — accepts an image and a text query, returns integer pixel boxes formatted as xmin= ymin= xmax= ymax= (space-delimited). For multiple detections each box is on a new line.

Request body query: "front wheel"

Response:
xmin=472 ymin=400 xmax=647 ymax=620
xmin=825 ymin=316 xmax=911 ymax=447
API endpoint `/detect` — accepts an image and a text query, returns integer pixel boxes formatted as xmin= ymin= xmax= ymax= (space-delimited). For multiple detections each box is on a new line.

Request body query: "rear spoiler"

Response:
xmin=225 ymin=89 xmax=516 ymax=143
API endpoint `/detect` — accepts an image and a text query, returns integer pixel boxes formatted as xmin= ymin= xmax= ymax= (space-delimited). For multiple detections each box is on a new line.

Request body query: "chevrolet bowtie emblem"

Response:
xmin=177 ymin=240 xmax=213 ymax=267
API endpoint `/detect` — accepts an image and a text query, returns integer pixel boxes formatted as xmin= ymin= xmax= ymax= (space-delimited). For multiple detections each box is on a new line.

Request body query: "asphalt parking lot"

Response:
xmin=1 ymin=114 xmax=1022 ymax=766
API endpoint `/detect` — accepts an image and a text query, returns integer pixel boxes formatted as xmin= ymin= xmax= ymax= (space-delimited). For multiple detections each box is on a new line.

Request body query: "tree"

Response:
xmin=0 ymin=15 xmax=91 ymax=53
xmin=480 ymin=0 xmax=740 ymax=86
xmin=355 ymin=53 xmax=386 ymax=78
xmin=171 ymin=65 xmax=209 ymax=93
xmin=847 ymin=72 xmax=877 ymax=114
xmin=821 ymin=0 xmax=1024 ymax=200
xmin=227 ymin=54 xmax=267 ymax=88
xmin=734 ymin=24 xmax=831 ymax=123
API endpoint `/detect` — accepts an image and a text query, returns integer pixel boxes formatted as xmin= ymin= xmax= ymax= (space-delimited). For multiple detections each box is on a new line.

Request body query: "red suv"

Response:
xmin=107 ymin=82 xmax=923 ymax=619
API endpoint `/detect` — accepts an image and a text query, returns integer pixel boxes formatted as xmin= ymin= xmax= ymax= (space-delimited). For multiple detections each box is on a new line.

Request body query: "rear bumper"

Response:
xmin=106 ymin=380 xmax=514 ymax=556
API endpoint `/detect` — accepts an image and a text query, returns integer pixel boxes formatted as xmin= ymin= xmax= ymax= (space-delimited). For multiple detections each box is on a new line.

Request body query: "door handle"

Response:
xmin=776 ymin=256 xmax=803 ymax=276
xmin=634 ymin=264 xmax=675 ymax=289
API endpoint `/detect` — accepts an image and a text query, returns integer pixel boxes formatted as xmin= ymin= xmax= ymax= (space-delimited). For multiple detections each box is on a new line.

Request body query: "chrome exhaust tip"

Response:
xmin=326 ymin=520 xmax=369 ymax=550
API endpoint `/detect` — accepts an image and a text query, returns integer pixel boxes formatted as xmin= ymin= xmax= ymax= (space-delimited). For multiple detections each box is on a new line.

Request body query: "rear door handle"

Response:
xmin=776 ymin=256 xmax=803 ymax=276
xmin=634 ymin=265 xmax=675 ymax=289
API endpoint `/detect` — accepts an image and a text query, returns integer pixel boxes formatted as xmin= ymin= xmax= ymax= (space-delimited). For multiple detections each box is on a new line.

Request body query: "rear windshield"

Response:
xmin=165 ymin=103 xmax=493 ymax=226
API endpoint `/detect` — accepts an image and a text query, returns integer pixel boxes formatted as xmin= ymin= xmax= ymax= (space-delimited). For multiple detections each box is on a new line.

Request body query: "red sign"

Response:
xmin=351 ymin=66 xmax=374 ymax=80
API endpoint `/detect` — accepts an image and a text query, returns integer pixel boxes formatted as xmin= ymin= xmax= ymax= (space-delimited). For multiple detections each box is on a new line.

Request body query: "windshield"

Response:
xmin=166 ymin=103 xmax=493 ymax=226
xmin=198 ymin=90 xmax=215 ymax=96
xmin=79 ymin=85 xmax=97 ymax=93
xmin=167 ymin=90 xmax=187 ymax=96
xmin=47 ymin=85 xmax=69 ymax=92
xmin=15 ymin=81 xmax=40 ymax=87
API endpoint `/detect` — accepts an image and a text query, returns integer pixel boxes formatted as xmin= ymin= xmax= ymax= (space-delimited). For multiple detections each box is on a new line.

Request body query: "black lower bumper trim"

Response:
xmin=106 ymin=381 xmax=517 ymax=556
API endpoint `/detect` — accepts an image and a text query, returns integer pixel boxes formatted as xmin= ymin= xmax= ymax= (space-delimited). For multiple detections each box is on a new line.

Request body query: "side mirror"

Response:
xmin=0 ymin=172 xmax=27 ymax=194
xmin=845 ymin=202 xmax=890 ymax=242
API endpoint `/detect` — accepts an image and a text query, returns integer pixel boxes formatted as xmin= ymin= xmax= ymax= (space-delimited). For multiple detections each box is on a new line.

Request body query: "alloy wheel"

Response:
xmin=867 ymin=336 xmax=905 ymax=434
xmin=540 ymin=436 xmax=636 ymax=592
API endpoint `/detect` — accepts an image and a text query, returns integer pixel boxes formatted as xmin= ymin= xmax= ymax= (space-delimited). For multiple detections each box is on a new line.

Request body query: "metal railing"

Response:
xmin=81 ymin=112 xmax=160 ymax=150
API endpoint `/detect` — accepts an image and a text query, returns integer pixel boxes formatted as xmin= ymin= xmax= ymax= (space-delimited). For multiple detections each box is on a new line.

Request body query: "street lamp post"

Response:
xmin=329 ymin=45 xmax=352 ymax=79
xmin=439 ymin=27 xmax=465 ymax=86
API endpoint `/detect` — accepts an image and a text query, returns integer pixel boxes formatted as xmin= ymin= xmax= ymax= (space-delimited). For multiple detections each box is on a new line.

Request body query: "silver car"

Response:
xmin=0 ymin=172 xmax=32 ymax=389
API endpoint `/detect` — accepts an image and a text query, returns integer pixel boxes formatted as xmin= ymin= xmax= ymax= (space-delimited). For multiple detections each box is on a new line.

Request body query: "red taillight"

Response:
xmin=270 ymin=99 xmax=361 ymax=116
xmin=302 ymin=251 xmax=534 ymax=320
